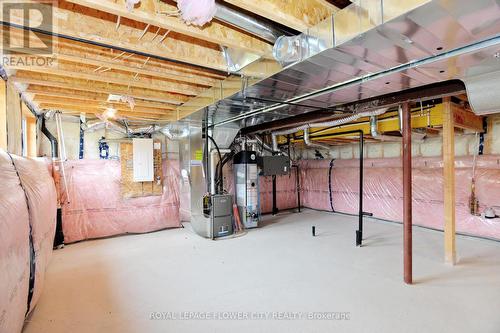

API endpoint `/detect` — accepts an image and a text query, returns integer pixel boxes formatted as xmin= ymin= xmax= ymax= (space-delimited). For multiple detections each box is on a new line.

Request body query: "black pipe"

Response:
xmin=207 ymin=135 xmax=222 ymax=195
xmin=272 ymin=175 xmax=278 ymax=215
xmin=328 ymin=159 xmax=335 ymax=212
xmin=296 ymin=129 xmax=365 ymax=246
xmin=53 ymin=208 xmax=64 ymax=248
xmin=357 ymin=132 xmax=364 ymax=247
xmin=40 ymin=116 xmax=58 ymax=158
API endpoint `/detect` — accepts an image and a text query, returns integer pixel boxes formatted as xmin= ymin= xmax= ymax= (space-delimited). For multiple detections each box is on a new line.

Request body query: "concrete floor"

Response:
xmin=23 ymin=210 xmax=500 ymax=333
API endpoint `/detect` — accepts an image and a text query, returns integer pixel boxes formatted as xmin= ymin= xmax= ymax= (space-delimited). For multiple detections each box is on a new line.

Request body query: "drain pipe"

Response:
xmin=210 ymin=148 xmax=231 ymax=195
xmin=40 ymin=116 xmax=58 ymax=159
xmin=40 ymin=116 xmax=64 ymax=247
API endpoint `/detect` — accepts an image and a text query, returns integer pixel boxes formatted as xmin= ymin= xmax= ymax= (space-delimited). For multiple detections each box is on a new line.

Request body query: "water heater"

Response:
xmin=233 ymin=151 xmax=260 ymax=228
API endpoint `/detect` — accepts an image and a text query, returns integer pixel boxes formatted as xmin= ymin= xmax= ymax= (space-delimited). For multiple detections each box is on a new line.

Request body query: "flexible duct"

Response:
xmin=271 ymin=108 xmax=389 ymax=152
xmin=398 ymin=104 xmax=404 ymax=134
xmin=303 ymin=128 xmax=331 ymax=151
xmin=253 ymin=135 xmax=275 ymax=154
xmin=370 ymin=115 xmax=402 ymax=142
xmin=162 ymin=126 xmax=190 ymax=141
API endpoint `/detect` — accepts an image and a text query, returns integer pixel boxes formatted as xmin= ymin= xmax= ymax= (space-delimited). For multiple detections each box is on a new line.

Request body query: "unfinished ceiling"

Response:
xmin=197 ymin=0 xmax=500 ymax=128
xmin=0 ymin=0 xmax=339 ymax=123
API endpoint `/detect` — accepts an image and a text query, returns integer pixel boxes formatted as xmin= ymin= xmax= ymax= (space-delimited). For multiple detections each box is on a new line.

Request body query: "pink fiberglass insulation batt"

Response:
xmin=0 ymin=151 xmax=30 ymax=333
xmin=0 ymin=151 xmax=57 ymax=333
xmin=62 ymin=159 xmax=181 ymax=243
xmin=11 ymin=156 xmax=57 ymax=313
xmin=299 ymin=156 xmax=500 ymax=240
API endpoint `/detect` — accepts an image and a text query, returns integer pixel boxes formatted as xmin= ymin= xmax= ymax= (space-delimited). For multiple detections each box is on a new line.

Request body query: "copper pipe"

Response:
xmin=402 ymin=102 xmax=413 ymax=284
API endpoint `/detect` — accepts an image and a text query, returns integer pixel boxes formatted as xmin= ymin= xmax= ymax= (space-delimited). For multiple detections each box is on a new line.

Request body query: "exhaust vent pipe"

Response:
xmin=40 ymin=116 xmax=58 ymax=159
xmin=303 ymin=128 xmax=330 ymax=151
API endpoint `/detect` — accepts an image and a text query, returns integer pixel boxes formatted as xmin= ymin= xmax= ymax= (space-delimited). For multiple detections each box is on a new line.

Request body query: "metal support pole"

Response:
xmin=402 ymin=102 xmax=413 ymax=284
xmin=356 ymin=132 xmax=364 ymax=246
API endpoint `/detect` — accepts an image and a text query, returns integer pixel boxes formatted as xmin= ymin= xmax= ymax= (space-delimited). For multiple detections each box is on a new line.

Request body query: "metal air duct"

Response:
xmin=214 ymin=3 xmax=286 ymax=44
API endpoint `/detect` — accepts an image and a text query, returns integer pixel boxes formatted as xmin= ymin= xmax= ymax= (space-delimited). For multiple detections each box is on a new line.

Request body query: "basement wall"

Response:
xmin=37 ymin=118 xmax=182 ymax=243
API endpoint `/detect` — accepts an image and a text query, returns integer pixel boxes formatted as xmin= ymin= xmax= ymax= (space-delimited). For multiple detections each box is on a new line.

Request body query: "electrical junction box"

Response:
xmin=260 ymin=155 xmax=290 ymax=176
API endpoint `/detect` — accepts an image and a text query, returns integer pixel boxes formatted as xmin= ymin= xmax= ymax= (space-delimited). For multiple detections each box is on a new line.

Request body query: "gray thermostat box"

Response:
xmin=260 ymin=156 xmax=290 ymax=176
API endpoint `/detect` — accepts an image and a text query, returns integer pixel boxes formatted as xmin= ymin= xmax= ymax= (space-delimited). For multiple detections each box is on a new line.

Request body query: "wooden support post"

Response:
xmin=443 ymin=97 xmax=456 ymax=265
xmin=402 ymin=102 xmax=412 ymax=284
xmin=0 ymin=80 xmax=6 ymax=150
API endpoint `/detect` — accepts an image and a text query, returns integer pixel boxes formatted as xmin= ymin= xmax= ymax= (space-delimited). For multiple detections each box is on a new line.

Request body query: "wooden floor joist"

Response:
xmin=63 ymin=0 xmax=272 ymax=56
xmin=10 ymin=75 xmax=188 ymax=105
xmin=8 ymin=66 xmax=204 ymax=97
xmin=6 ymin=3 xmax=229 ymax=71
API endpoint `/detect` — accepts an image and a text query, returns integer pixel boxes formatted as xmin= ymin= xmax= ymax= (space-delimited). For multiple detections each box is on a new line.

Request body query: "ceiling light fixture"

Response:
xmin=104 ymin=107 xmax=117 ymax=119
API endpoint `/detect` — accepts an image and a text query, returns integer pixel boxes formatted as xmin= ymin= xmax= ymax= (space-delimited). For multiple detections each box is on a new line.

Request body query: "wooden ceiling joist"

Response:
xmin=3 ymin=0 xmax=340 ymax=122
xmin=10 ymin=75 xmax=186 ymax=105
xmin=4 ymin=27 xmax=226 ymax=83
xmin=7 ymin=64 xmax=204 ymax=96
xmin=32 ymin=95 xmax=176 ymax=112
xmin=27 ymin=86 xmax=176 ymax=110
xmin=63 ymin=0 xmax=272 ymax=56
xmin=6 ymin=2 xmax=230 ymax=71
xmin=36 ymin=99 xmax=173 ymax=116
xmin=38 ymin=103 xmax=175 ymax=120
